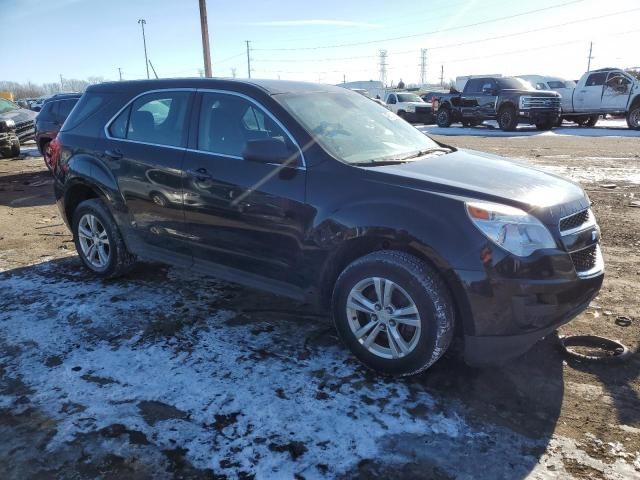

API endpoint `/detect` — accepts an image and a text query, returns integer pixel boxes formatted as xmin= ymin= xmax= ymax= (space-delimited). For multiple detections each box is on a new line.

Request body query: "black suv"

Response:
xmin=434 ymin=77 xmax=561 ymax=131
xmin=51 ymin=79 xmax=603 ymax=376
xmin=35 ymin=93 xmax=81 ymax=169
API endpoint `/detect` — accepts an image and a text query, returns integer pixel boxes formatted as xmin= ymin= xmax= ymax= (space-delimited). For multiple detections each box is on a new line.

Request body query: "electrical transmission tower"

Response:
xmin=419 ymin=49 xmax=427 ymax=87
xmin=378 ymin=50 xmax=388 ymax=87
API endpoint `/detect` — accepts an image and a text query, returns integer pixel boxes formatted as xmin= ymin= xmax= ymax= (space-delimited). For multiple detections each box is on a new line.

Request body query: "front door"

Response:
xmin=602 ymin=72 xmax=633 ymax=112
xmin=182 ymin=90 xmax=310 ymax=286
xmin=102 ymin=89 xmax=194 ymax=259
xmin=574 ymin=72 xmax=606 ymax=112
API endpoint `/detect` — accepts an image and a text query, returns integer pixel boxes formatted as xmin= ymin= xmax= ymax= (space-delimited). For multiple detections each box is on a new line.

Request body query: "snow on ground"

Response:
xmin=419 ymin=118 xmax=640 ymax=138
xmin=1 ymin=258 xmax=639 ymax=478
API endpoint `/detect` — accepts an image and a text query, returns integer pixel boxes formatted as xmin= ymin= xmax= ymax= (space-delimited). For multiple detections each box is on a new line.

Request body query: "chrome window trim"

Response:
xmin=103 ymin=87 xmax=306 ymax=169
xmin=103 ymin=88 xmax=197 ymax=148
xmin=195 ymin=88 xmax=306 ymax=169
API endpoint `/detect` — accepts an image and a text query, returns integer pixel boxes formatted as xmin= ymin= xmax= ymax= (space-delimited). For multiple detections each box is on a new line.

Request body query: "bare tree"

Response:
xmin=0 ymin=76 xmax=110 ymax=99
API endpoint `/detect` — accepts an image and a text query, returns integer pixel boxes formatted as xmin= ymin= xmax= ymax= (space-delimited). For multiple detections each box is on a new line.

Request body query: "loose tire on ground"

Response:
xmin=436 ymin=108 xmax=452 ymax=128
xmin=332 ymin=250 xmax=454 ymax=376
xmin=498 ymin=105 xmax=518 ymax=131
xmin=72 ymin=198 xmax=136 ymax=278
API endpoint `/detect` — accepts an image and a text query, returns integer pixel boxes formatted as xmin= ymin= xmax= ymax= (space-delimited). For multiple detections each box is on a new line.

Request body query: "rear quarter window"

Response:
xmin=61 ymin=93 xmax=109 ymax=131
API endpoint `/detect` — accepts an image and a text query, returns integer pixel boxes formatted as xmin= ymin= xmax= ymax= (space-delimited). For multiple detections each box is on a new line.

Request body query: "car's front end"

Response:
xmin=0 ymin=101 xmax=36 ymax=157
xmin=517 ymin=92 xmax=562 ymax=125
xmin=402 ymin=101 xmax=434 ymax=124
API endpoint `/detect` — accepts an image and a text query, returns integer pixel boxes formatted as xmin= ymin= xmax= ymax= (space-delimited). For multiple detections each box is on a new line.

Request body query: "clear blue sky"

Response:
xmin=2 ymin=0 xmax=639 ymax=85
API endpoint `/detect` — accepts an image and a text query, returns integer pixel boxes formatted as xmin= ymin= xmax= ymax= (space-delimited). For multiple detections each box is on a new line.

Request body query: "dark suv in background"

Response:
xmin=35 ymin=93 xmax=81 ymax=169
xmin=50 ymin=79 xmax=603 ymax=376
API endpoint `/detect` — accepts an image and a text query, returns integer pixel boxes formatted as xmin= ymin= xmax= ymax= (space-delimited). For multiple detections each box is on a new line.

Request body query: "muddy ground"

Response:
xmin=0 ymin=131 xmax=638 ymax=479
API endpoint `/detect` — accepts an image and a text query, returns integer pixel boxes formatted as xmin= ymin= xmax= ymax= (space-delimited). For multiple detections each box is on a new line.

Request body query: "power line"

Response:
xmin=252 ymin=6 xmax=640 ymax=64
xmin=253 ymin=0 xmax=585 ymax=51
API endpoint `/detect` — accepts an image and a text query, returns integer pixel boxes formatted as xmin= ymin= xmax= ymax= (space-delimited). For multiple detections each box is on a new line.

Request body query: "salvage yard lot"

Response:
xmin=1 ymin=129 xmax=639 ymax=479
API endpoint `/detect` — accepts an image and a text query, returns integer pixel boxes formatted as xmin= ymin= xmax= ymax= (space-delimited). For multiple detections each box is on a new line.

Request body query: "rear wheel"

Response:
xmin=332 ymin=251 xmax=454 ymax=376
xmin=72 ymin=199 xmax=136 ymax=278
xmin=498 ymin=105 xmax=518 ymax=131
xmin=626 ymin=105 xmax=640 ymax=130
xmin=436 ymin=108 xmax=452 ymax=127
xmin=42 ymin=140 xmax=52 ymax=171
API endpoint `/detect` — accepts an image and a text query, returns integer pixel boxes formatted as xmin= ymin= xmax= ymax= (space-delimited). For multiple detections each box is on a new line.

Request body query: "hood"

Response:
xmin=0 ymin=107 xmax=37 ymax=124
xmin=365 ymin=149 xmax=588 ymax=221
xmin=502 ymin=89 xmax=560 ymax=98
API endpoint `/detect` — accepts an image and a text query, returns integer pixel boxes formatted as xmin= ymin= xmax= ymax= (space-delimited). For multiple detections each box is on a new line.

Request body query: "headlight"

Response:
xmin=0 ymin=119 xmax=16 ymax=132
xmin=466 ymin=201 xmax=556 ymax=257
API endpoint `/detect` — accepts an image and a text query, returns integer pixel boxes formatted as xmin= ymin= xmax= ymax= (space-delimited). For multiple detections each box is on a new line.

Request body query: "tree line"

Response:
xmin=0 ymin=77 xmax=108 ymax=99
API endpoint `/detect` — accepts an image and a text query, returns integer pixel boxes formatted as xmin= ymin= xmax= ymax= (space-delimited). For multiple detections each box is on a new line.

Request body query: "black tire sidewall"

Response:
xmin=332 ymin=255 xmax=449 ymax=376
xmin=498 ymin=106 xmax=517 ymax=131
xmin=436 ymin=108 xmax=451 ymax=127
xmin=72 ymin=200 xmax=120 ymax=276
xmin=627 ymin=106 xmax=640 ymax=130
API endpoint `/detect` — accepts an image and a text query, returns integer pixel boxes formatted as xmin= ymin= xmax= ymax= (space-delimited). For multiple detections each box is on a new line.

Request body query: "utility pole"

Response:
xmin=587 ymin=41 xmax=594 ymax=71
xmin=231 ymin=67 xmax=237 ymax=78
xmin=148 ymin=60 xmax=159 ymax=79
xmin=59 ymin=74 xmax=64 ymax=91
xmin=419 ymin=48 xmax=427 ymax=87
xmin=198 ymin=0 xmax=212 ymax=77
xmin=378 ymin=50 xmax=388 ymax=87
xmin=118 ymin=68 xmax=123 ymax=81
xmin=440 ymin=65 xmax=444 ymax=88
xmin=245 ymin=40 xmax=252 ymax=78
xmin=138 ymin=19 xmax=150 ymax=79
xmin=343 ymin=74 xmax=346 ymax=84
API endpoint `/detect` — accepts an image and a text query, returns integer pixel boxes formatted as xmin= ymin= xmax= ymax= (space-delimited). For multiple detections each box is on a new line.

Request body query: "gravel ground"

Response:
xmin=0 ymin=128 xmax=639 ymax=479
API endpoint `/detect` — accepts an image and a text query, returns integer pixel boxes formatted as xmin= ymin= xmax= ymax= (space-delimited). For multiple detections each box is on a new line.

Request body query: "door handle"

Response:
xmin=186 ymin=168 xmax=213 ymax=181
xmin=104 ymin=148 xmax=123 ymax=160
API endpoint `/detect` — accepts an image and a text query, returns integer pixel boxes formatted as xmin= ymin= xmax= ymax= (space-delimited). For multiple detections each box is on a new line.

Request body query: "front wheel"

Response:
xmin=332 ymin=251 xmax=454 ymax=376
xmin=72 ymin=199 xmax=136 ymax=278
xmin=498 ymin=106 xmax=518 ymax=131
xmin=436 ymin=108 xmax=452 ymax=127
xmin=627 ymin=105 xmax=640 ymax=130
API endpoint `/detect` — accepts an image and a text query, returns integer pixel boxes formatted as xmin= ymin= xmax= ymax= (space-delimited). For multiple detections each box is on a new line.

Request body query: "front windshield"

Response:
xmin=397 ymin=93 xmax=423 ymax=103
xmin=0 ymin=98 xmax=19 ymax=114
xmin=497 ymin=77 xmax=535 ymax=90
xmin=277 ymin=90 xmax=440 ymax=164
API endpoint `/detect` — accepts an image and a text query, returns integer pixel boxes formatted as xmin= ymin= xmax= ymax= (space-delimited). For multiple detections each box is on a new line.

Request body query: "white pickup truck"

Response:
xmin=384 ymin=92 xmax=434 ymax=124
xmin=532 ymin=69 xmax=640 ymax=129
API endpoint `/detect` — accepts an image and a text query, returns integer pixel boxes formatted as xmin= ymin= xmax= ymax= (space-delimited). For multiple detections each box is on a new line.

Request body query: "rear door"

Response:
xmin=102 ymin=89 xmax=195 ymax=261
xmin=574 ymin=72 xmax=607 ymax=112
xmin=602 ymin=71 xmax=633 ymax=112
xmin=182 ymin=90 xmax=309 ymax=286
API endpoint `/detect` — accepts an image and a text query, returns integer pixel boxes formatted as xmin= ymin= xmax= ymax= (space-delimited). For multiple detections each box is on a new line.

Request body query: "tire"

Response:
xmin=10 ymin=141 xmax=20 ymax=158
xmin=332 ymin=251 xmax=454 ymax=376
xmin=585 ymin=115 xmax=599 ymax=127
xmin=436 ymin=108 xmax=452 ymax=128
xmin=626 ymin=105 xmax=640 ymax=130
xmin=535 ymin=120 xmax=553 ymax=131
xmin=72 ymin=198 xmax=136 ymax=278
xmin=498 ymin=105 xmax=518 ymax=131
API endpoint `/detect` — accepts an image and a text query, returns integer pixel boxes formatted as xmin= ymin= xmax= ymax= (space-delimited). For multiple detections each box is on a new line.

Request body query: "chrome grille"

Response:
xmin=520 ymin=96 xmax=561 ymax=109
xmin=560 ymin=209 xmax=591 ymax=233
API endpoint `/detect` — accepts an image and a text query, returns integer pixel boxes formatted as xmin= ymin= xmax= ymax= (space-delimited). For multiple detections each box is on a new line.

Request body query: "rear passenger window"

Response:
xmin=108 ymin=91 xmax=191 ymax=147
xmin=585 ymin=72 xmax=607 ymax=87
xmin=197 ymin=92 xmax=290 ymax=157
xmin=57 ymin=100 xmax=76 ymax=121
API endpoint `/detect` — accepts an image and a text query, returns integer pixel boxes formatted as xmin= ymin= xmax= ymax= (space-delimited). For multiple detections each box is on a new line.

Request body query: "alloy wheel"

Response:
xmin=630 ymin=109 xmax=640 ymax=128
xmin=346 ymin=277 xmax=421 ymax=359
xmin=77 ymin=213 xmax=111 ymax=268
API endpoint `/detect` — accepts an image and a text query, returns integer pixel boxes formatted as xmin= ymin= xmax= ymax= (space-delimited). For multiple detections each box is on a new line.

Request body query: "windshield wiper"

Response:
xmin=398 ymin=147 xmax=452 ymax=160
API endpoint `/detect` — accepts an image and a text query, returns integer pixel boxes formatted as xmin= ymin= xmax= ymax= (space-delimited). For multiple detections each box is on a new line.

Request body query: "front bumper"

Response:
xmin=457 ymin=268 xmax=604 ymax=366
xmin=0 ymin=132 xmax=20 ymax=155
xmin=518 ymin=109 xmax=561 ymax=124
xmin=405 ymin=111 xmax=434 ymax=124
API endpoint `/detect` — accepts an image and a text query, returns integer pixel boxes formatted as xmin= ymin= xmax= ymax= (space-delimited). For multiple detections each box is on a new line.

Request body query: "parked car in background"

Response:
xmin=433 ymin=77 xmax=561 ymax=131
xmin=551 ymin=68 xmax=640 ymax=129
xmin=517 ymin=75 xmax=578 ymax=126
xmin=51 ymin=78 xmax=603 ymax=376
xmin=0 ymin=97 xmax=36 ymax=158
xmin=36 ymin=93 xmax=81 ymax=169
xmin=385 ymin=92 xmax=434 ymax=123
xmin=28 ymin=96 xmax=49 ymax=112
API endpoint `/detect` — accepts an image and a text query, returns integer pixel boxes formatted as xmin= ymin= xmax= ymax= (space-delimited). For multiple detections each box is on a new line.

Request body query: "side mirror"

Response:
xmin=242 ymin=137 xmax=294 ymax=165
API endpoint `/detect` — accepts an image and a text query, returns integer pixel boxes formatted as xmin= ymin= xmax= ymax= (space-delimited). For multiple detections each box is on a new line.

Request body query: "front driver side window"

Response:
xmin=197 ymin=92 xmax=291 ymax=157
xmin=387 ymin=95 xmax=396 ymax=104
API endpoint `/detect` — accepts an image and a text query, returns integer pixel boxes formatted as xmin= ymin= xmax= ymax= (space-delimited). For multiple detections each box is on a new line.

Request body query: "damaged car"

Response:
xmin=50 ymin=79 xmax=604 ymax=376
xmin=0 ymin=97 xmax=36 ymax=158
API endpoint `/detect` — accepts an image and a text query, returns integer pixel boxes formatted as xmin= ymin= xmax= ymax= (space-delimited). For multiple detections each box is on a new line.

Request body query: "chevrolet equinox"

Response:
xmin=51 ymin=79 xmax=604 ymax=376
